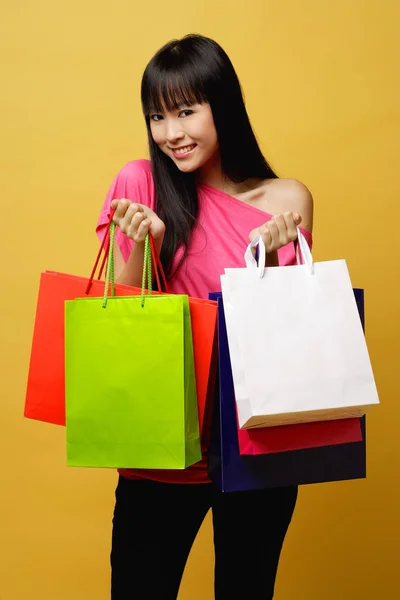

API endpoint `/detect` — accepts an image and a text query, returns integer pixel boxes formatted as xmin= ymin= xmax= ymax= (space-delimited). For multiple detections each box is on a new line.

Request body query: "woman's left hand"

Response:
xmin=249 ymin=211 xmax=302 ymax=254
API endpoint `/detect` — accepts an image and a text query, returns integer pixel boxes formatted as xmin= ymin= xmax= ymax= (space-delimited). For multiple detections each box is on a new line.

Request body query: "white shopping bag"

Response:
xmin=221 ymin=231 xmax=379 ymax=429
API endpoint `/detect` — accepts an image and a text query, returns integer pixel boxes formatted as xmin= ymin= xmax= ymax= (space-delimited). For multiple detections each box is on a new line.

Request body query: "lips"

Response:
xmin=170 ymin=144 xmax=197 ymax=156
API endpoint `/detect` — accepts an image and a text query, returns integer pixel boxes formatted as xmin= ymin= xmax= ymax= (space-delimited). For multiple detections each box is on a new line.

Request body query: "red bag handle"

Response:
xmin=85 ymin=209 xmax=115 ymax=294
xmin=149 ymin=235 xmax=169 ymax=293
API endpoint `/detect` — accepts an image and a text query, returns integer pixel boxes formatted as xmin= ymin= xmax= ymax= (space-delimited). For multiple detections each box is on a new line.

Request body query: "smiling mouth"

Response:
xmin=170 ymin=144 xmax=197 ymax=155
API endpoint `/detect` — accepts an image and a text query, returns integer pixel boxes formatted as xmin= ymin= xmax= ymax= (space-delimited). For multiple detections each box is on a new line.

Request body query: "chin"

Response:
xmin=173 ymin=157 xmax=204 ymax=173
xmin=174 ymin=162 xmax=199 ymax=173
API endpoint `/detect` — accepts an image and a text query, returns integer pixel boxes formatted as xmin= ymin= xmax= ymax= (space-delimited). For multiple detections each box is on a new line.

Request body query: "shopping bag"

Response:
xmin=65 ymin=225 xmax=201 ymax=469
xmin=222 ymin=231 xmax=379 ymax=429
xmin=149 ymin=238 xmax=218 ymax=446
xmin=223 ymin=257 xmax=363 ymax=454
xmin=238 ymin=411 xmax=362 ymax=455
xmin=208 ymin=291 xmax=367 ymax=492
xmin=25 ymin=223 xmax=217 ymax=438
xmin=25 ymin=272 xmax=141 ymax=426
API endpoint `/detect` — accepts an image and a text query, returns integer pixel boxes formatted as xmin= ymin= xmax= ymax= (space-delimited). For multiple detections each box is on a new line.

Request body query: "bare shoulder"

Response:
xmin=263 ymin=178 xmax=314 ymax=232
xmin=266 ymin=178 xmax=313 ymax=210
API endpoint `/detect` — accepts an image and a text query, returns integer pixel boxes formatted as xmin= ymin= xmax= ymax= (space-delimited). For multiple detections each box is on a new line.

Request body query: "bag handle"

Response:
xmin=86 ymin=210 xmax=168 ymax=296
xmin=244 ymin=235 xmax=266 ymax=277
xmin=141 ymin=234 xmax=153 ymax=307
xmin=294 ymin=228 xmax=314 ymax=273
xmin=85 ymin=209 xmax=116 ymax=295
xmin=244 ymin=227 xmax=314 ymax=278
xmin=149 ymin=236 xmax=169 ymax=293
xmin=102 ymin=221 xmax=153 ymax=309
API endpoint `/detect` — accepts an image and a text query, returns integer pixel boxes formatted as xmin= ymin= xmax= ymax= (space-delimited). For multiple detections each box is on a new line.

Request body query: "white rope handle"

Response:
xmin=244 ymin=235 xmax=266 ymax=278
xmin=295 ymin=227 xmax=314 ymax=273
xmin=244 ymin=227 xmax=314 ymax=278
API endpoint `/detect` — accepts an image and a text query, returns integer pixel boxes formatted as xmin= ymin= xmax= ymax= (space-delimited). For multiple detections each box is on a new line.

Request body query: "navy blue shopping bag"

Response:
xmin=208 ymin=290 xmax=366 ymax=492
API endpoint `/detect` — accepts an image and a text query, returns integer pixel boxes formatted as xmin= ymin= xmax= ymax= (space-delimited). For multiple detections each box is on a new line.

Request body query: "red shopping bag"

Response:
xmin=25 ymin=221 xmax=218 ymax=436
xmin=149 ymin=238 xmax=218 ymax=443
xmin=237 ymin=413 xmax=362 ymax=455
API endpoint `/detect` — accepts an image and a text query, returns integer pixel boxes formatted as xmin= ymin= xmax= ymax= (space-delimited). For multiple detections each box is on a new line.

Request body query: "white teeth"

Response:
xmin=175 ymin=144 xmax=195 ymax=155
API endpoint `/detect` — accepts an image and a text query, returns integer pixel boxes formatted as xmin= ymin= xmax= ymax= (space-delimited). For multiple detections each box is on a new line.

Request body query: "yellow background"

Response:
xmin=1 ymin=1 xmax=399 ymax=598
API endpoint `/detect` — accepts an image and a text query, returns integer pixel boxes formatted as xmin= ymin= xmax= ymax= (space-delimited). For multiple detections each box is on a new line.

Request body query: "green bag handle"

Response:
xmin=102 ymin=221 xmax=152 ymax=309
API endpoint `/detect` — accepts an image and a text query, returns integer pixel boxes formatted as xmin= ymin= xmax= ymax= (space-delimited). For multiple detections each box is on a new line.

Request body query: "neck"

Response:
xmin=197 ymin=152 xmax=246 ymax=195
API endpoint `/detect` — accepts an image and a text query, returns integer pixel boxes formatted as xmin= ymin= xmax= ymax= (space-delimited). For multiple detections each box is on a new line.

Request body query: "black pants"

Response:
xmin=111 ymin=476 xmax=298 ymax=599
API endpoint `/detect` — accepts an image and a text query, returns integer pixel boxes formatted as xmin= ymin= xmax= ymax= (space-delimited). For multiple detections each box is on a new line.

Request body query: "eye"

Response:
xmin=179 ymin=109 xmax=194 ymax=118
xmin=150 ymin=114 xmax=163 ymax=122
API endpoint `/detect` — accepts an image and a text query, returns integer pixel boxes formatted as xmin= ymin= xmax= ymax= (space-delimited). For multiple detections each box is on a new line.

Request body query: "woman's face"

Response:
xmin=149 ymin=101 xmax=219 ymax=173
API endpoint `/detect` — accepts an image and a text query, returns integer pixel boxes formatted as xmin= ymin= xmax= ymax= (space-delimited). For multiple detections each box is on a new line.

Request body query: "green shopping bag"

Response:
xmin=65 ymin=224 xmax=201 ymax=469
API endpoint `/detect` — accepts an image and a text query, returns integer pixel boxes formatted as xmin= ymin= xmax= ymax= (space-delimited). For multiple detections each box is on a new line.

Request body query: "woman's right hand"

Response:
xmin=111 ymin=198 xmax=166 ymax=244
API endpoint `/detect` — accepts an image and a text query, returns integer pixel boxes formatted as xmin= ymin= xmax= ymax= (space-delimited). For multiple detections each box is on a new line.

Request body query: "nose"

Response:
xmin=165 ymin=118 xmax=185 ymax=144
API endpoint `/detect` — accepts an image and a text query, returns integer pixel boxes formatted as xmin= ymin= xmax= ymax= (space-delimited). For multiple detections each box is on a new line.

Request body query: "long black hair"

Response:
xmin=141 ymin=34 xmax=277 ymax=278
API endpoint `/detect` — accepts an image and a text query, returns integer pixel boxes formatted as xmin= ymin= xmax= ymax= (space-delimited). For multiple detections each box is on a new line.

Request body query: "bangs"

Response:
xmin=142 ymin=60 xmax=209 ymax=115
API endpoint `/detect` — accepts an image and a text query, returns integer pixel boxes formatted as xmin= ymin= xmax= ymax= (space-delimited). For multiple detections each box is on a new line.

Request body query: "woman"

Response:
xmin=97 ymin=33 xmax=313 ymax=600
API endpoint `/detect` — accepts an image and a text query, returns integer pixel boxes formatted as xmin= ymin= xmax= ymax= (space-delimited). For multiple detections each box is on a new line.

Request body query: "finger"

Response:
xmin=135 ymin=218 xmax=152 ymax=243
xmin=283 ymin=211 xmax=298 ymax=242
xmin=249 ymin=227 xmax=260 ymax=244
xmin=113 ymin=199 xmax=132 ymax=224
xmin=269 ymin=220 xmax=281 ymax=251
xmin=261 ymin=220 xmax=279 ymax=252
xmin=262 ymin=227 xmax=273 ymax=253
xmin=120 ymin=204 xmax=143 ymax=234
xmin=126 ymin=211 xmax=146 ymax=238
xmin=123 ymin=202 xmax=143 ymax=226
xmin=272 ymin=214 xmax=290 ymax=247
xmin=293 ymin=212 xmax=302 ymax=226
